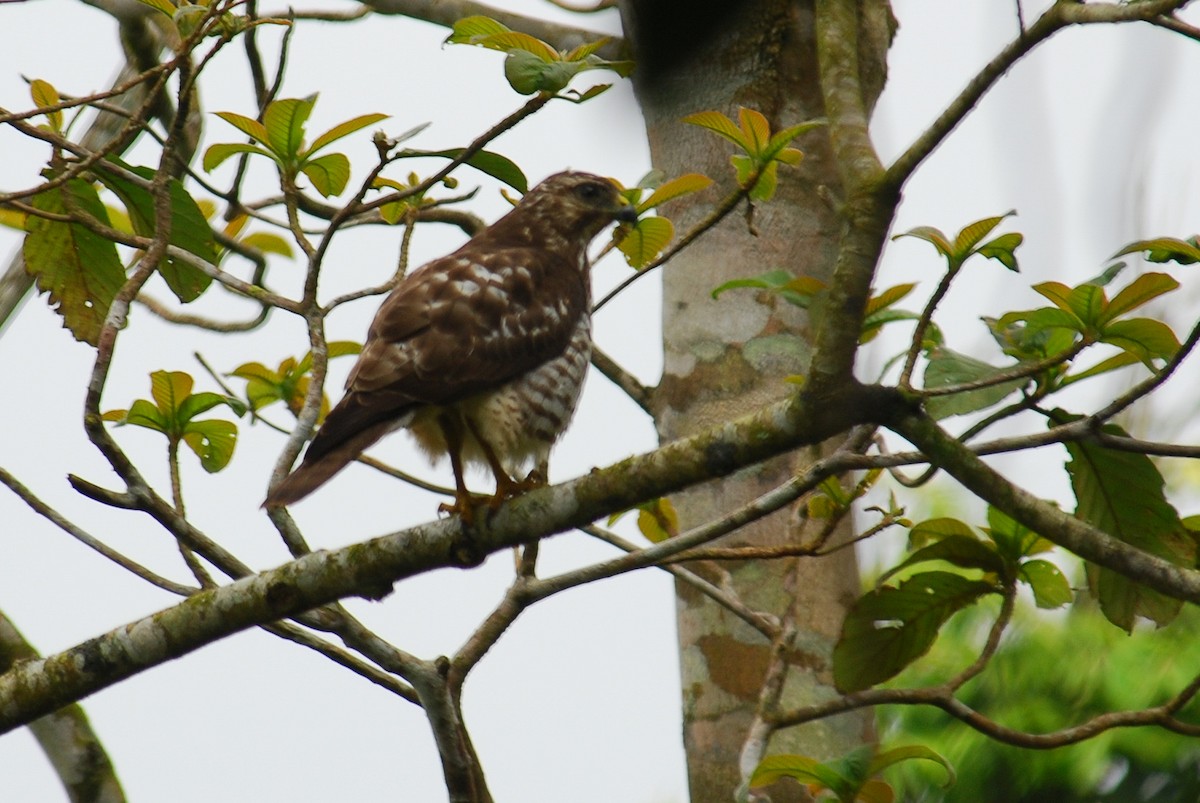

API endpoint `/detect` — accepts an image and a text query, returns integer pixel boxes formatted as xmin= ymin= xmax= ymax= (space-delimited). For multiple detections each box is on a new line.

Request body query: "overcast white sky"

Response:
xmin=2 ymin=2 xmax=1200 ymax=801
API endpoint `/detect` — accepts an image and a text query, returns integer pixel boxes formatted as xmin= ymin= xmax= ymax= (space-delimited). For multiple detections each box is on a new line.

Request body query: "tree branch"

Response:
xmin=0 ymin=610 xmax=126 ymax=803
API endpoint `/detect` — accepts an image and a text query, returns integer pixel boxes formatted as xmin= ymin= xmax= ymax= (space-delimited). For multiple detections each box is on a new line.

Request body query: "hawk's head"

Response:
xmin=491 ymin=171 xmax=637 ymax=249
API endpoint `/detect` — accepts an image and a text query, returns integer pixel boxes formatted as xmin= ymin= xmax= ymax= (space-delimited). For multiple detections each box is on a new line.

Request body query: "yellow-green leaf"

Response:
xmin=203 ymin=142 xmax=270 ymax=173
xmin=151 ymin=369 xmax=194 ymax=416
xmin=682 ymin=110 xmax=748 ymax=151
xmin=737 ymin=107 xmax=771 ymax=153
xmin=213 ymin=111 xmax=270 ymax=146
xmin=29 ymin=79 xmax=62 ymax=131
xmin=615 ymin=216 xmax=673 ymax=269
xmin=638 ymin=173 xmax=711 ymax=212
xmin=183 ymin=419 xmax=238 ymax=473
xmin=239 ymin=231 xmax=294 ymax=257
xmin=636 ymin=497 xmax=678 ymax=543
xmin=263 ymin=96 xmax=316 ymax=159
xmin=305 ymin=112 xmax=390 ymax=157
xmin=301 ymin=152 xmax=351 ymax=197
xmin=1098 ymin=272 xmax=1179 ymax=326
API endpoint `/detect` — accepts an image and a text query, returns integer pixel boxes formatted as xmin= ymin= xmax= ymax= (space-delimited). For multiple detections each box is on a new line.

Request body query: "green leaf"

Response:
xmin=397 ymin=148 xmax=528 ymax=192
xmin=239 ymin=231 xmax=294 ymax=257
xmin=1018 ymin=559 xmax=1073 ymax=609
xmin=637 ymin=173 xmax=712 ymax=212
xmin=922 ymin=347 xmax=1027 ymax=420
xmin=116 ymin=398 xmax=170 ymax=432
xmin=764 ymin=119 xmax=825 ymax=160
xmin=976 ymin=231 xmax=1023 ymax=272
xmin=294 ymin=341 xmax=362 ymax=374
xmin=877 ymin=535 xmax=1005 ymax=586
xmin=445 ymin=14 xmax=511 ymax=44
xmin=135 ymin=0 xmax=175 ymax=16
xmin=1111 ymin=236 xmax=1200 ymax=265
xmin=984 ymin=505 xmax=1053 ymax=562
xmin=213 ymin=111 xmax=270 ymax=146
xmin=564 ymin=37 xmax=611 ymax=61
xmin=833 ymin=571 xmax=998 ymax=692
xmin=737 ymin=107 xmax=771 ymax=154
xmin=1098 ymin=272 xmax=1179 ymax=326
xmin=682 ymin=110 xmax=749 ymax=151
xmin=30 ymin=78 xmax=62 ymax=131
xmin=151 ymin=369 xmax=193 ymax=420
xmin=177 ymin=391 xmax=234 ymax=422
xmin=868 ymin=746 xmax=955 ymax=789
xmin=304 ymin=112 xmax=389 ymax=157
xmin=750 ymin=754 xmax=851 ymax=796
xmin=1061 ymin=414 xmax=1195 ymax=631
xmin=893 ymin=225 xmax=953 ymax=260
xmin=1099 ymin=318 xmax=1180 ymax=367
xmin=96 ymin=160 xmax=218 ymax=303
xmin=1060 ymin=351 xmax=1141 ymax=386
xmin=182 ymin=419 xmax=237 ymax=473
xmin=202 ymin=142 xmax=272 ymax=173
xmin=865 ymin=283 xmax=916 ymax=316
xmin=615 ymin=216 xmax=673 ymax=269
xmin=23 ymin=179 xmax=125 ymax=346
xmin=711 ymin=269 xmax=826 ymax=308
xmin=907 ymin=517 xmax=976 ymax=550
xmin=503 ymin=50 xmax=580 ymax=94
xmin=481 ymin=30 xmax=560 ymax=61
xmin=636 ymin=497 xmax=678 ymax=543
xmin=301 ymin=152 xmax=351 ymax=197
xmin=952 ymin=212 xmax=1013 ymax=258
xmin=262 ymin=96 xmax=316 ymax=159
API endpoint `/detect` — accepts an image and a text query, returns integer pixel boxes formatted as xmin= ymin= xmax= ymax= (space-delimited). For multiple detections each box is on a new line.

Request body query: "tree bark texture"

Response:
xmin=618 ymin=1 xmax=895 ymax=799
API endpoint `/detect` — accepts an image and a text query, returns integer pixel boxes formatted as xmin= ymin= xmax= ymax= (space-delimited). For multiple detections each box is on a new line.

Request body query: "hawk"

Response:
xmin=264 ymin=171 xmax=636 ymax=515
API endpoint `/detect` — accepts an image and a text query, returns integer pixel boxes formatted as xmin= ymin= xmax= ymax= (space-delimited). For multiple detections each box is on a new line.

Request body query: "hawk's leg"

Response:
xmin=436 ymin=411 xmax=477 ymax=525
xmin=463 ymin=416 xmax=546 ymax=509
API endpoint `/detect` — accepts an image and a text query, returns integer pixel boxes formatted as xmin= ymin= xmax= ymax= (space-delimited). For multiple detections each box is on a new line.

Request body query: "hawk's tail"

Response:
xmin=262 ymin=418 xmax=396 ymax=508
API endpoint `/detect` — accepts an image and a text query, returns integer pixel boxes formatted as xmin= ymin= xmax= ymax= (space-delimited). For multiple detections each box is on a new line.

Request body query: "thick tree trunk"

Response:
xmin=618 ymin=2 xmax=894 ymax=799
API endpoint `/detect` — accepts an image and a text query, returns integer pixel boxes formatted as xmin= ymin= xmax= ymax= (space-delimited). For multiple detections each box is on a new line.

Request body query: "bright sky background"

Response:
xmin=2 ymin=2 xmax=1200 ymax=801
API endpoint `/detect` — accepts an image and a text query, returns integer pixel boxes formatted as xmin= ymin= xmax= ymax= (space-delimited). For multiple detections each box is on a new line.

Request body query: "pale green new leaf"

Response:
xmin=682 ymin=110 xmax=748 ymax=151
xmin=183 ymin=419 xmax=237 ymax=473
xmin=301 ymin=152 xmax=351 ymax=197
xmin=203 ymin=142 xmax=272 ymax=172
xmin=213 ymin=111 xmax=270 ymax=145
xmin=1019 ymin=559 xmax=1073 ymax=609
xmin=749 ymin=754 xmax=848 ymax=795
xmin=952 ymin=212 xmax=1013 ymax=257
xmin=263 ymin=96 xmax=316 ymax=159
xmin=305 ymin=112 xmax=390 ymax=157
xmin=615 ymin=216 xmax=673 ymax=269
xmin=29 ymin=78 xmax=62 ymax=130
xmin=637 ymin=173 xmax=711 ymax=212
xmin=1097 ymin=272 xmax=1179 ymax=326
xmin=1100 ymin=318 xmax=1180 ymax=367
xmin=892 ymin=225 xmax=953 ymax=259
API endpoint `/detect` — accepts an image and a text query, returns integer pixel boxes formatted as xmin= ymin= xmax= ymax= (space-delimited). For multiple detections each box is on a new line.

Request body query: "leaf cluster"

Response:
xmin=446 ymin=16 xmax=633 ymax=97
xmin=102 ymin=370 xmax=242 ymax=473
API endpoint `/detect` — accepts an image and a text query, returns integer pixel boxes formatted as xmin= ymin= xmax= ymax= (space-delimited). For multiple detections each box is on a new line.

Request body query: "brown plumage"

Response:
xmin=264 ymin=171 xmax=636 ymax=512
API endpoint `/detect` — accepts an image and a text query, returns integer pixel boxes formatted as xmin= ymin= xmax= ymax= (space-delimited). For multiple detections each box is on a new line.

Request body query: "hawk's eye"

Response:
xmin=574 ymin=182 xmax=604 ymax=202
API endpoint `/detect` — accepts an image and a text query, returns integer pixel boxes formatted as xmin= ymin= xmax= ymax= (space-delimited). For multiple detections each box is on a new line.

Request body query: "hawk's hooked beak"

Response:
xmin=615 ymin=205 xmax=639 ymax=224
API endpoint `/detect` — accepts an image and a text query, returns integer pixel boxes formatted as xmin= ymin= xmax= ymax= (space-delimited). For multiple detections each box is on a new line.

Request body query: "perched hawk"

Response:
xmin=264 ymin=171 xmax=636 ymax=514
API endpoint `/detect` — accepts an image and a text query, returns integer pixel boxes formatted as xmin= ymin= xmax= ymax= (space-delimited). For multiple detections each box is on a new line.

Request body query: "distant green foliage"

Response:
xmin=882 ymin=604 xmax=1200 ymax=803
